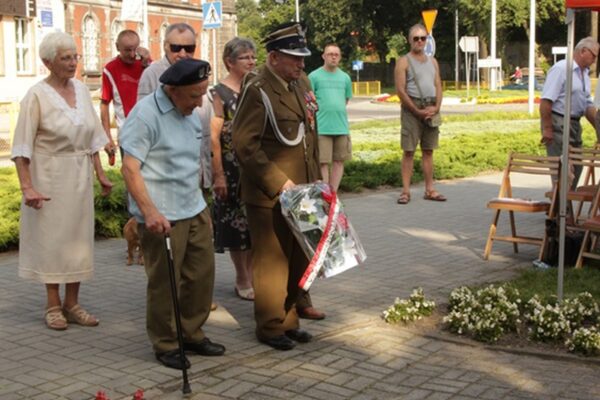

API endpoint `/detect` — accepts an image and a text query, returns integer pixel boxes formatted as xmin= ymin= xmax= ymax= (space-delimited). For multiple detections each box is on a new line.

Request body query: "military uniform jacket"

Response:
xmin=232 ymin=66 xmax=320 ymax=208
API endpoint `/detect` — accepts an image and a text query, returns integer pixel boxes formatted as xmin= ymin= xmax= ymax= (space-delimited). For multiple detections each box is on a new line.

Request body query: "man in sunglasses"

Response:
xmin=543 ymin=36 xmax=599 ymax=186
xmin=120 ymin=58 xmax=225 ymax=370
xmin=137 ymin=23 xmax=198 ymax=101
xmin=394 ymin=23 xmax=445 ymax=205
xmin=137 ymin=24 xmax=217 ymax=310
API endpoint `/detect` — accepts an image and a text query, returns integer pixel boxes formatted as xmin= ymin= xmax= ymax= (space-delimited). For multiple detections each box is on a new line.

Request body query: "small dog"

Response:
xmin=123 ymin=217 xmax=144 ymax=266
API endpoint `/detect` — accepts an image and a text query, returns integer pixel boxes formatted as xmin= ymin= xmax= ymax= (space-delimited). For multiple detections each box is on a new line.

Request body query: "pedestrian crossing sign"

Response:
xmin=203 ymin=1 xmax=222 ymax=29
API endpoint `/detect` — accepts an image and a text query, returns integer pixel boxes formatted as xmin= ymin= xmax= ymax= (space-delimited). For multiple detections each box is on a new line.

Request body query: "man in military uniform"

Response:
xmin=232 ymin=23 xmax=321 ymax=350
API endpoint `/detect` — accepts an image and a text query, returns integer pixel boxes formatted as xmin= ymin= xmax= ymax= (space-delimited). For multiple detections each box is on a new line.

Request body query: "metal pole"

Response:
xmin=212 ymin=28 xmax=218 ymax=86
xmin=143 ymin=0 xmax=149 ymax=48
xmin=490 ymin=0 xmax=497 ymax=90
xmin=558 ymin=9 xmax=576 ymax=302
xmin=528 ymin=0 xmax=536 ymax=115
xmin=466 ymin=52 xmax=470 ymax=98
xmin=295 ymin=0 xmax=300 ymax=22
xmin=455 ymin=5 xmax=459 ymax=88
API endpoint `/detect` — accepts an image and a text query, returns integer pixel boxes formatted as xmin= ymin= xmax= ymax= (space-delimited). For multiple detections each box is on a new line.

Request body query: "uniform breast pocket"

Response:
xmin=276 ymin=115 xmax=301 ymax=139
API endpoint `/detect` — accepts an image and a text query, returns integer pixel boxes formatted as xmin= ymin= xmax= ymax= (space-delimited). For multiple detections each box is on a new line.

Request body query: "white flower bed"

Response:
xmin=382 ymin=287 xmax=436 ymax=324
xmin=439 ymin=284 xmax=600 ymax=355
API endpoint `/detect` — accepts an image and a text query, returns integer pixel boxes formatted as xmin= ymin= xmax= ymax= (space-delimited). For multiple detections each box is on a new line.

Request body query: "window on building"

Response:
xmin=159 ymin=23 xmax=168 ymax=58
xmin=137 ymin=22 xmax=145 ymax=47
xmin=0 ymin=21 xmax=5 ymax=76
xmin=82 ymin=15 xmax=99 ymax=73
xmin=111 ymin=19 xmax=124 ymax=57
xmin=15 ymin=18 xmax=33 ymax=74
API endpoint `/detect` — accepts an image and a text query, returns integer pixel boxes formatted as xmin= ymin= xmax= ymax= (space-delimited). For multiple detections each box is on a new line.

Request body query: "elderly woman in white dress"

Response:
xmin=11 ymin=32 xmax=112 ymax=330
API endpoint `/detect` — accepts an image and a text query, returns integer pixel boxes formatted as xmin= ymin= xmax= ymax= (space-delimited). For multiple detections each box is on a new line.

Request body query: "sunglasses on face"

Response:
xmin=413 ymin=36 xmax=427 ymax=43
xmin=169 ymin=44 xmax=196 ymax=53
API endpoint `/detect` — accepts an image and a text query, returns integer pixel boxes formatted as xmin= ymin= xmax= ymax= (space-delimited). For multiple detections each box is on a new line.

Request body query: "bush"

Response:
xmin=567 ymin=327 xmax=600 ymax=356
xmin=0 ymin=167 xmax=128 ymax=250
xmin=443 ymin=285 xmax=521 ymax=343
xmin=382 ymin=287 xmax=436 ymax=324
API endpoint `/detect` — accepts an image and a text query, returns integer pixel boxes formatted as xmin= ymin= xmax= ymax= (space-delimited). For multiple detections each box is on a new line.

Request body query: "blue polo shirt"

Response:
xmin=541 ymin=59 xmax=593 ymax=118
xmin=120 ymin=86 xmax=206 ymax=222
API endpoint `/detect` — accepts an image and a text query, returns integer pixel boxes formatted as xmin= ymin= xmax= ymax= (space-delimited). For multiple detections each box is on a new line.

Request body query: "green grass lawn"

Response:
xmin=504 ymin=267 xmax=600 ymax=304
xmin=343 ymin=110 xmax=597 ymax=192
xmin=1 ymin=110 xmax=598 ymax=250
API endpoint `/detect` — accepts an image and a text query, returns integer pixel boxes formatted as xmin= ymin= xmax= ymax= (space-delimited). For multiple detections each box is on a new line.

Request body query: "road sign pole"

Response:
xmin=212 ymin=28 xmax=217 ymax=85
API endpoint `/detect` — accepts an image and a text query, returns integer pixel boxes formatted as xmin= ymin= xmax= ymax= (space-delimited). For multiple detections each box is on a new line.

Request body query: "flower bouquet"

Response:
xmin=280 ymin=182 xmax=367 ymax=290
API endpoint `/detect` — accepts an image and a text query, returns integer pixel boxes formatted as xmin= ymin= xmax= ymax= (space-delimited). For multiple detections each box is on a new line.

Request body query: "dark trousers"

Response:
xmin=246 ymin=203 xmax=310 ymax=340
xmin=138 ymin=208 xmax=215 ymax=353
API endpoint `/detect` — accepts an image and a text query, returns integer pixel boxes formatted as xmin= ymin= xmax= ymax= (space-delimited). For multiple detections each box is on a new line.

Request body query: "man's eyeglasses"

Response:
xmin=237 ymin=55 xmax=257 ymax=61
xmin=169 ymin=44 xmax=196 ymax=54
xmin=59 ymin=54 xmax=82 ymax=62
xmin=413 ymin=36 xmax=427 ymax=43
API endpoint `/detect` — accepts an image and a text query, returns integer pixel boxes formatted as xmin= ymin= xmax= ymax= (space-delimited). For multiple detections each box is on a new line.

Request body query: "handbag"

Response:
xmin=406 ymin=56 xmax=442 ymax=128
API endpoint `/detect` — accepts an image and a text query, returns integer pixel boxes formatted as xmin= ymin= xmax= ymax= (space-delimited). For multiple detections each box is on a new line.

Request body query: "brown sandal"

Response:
xmin=397 ymin=192 xmax=411 ymax=204
xmin=423 ymin=190 xmax=447 ymax=202
xmin=45 ymin=306 xmax=67 ymax=330
xmin=63 ymin=304 xmax=99 ymax=326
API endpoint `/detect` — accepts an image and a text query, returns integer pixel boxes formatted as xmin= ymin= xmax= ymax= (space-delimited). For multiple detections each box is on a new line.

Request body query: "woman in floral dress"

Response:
xmin=210 ymin=38 xmax=256 ymax=300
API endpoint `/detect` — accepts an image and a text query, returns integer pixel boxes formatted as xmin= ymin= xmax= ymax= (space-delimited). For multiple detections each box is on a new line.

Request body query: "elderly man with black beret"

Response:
xmin=232 ymin=23 xmax=322 ymax=350
xmin=120 ymin=58 xmax=225 ymax=369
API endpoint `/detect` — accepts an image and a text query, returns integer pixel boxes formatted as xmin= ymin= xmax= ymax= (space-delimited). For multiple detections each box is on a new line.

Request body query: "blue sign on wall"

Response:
xmin=41 ymin=10 xmax=53 ymax=27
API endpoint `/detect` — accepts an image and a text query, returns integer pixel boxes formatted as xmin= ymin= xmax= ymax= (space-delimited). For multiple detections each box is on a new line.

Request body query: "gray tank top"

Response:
xmin=405 ymin=54 xmax=436 ymax=99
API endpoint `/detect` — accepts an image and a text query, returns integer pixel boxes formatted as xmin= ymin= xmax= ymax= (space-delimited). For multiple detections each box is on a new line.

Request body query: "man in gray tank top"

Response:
xmin=394 ymin=23 xmax=445 ymax=204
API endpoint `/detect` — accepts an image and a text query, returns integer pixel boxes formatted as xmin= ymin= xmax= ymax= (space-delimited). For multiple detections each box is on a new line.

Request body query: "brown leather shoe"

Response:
xmin=297 ymin=306 xmax=326 ymax=320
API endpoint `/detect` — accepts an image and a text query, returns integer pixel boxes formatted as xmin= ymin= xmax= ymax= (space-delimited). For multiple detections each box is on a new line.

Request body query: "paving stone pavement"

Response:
xmin=1 ymin=172 xmax=599 ymax=400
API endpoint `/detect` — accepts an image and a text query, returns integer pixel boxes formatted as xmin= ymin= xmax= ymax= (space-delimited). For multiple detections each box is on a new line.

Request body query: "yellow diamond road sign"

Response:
xmin=422 ymin=9 xmax=437 ymax=34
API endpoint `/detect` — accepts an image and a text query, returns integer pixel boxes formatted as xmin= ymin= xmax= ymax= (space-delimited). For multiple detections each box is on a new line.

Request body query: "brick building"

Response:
xmin=0 ymin=0 xmax=237 ymax=101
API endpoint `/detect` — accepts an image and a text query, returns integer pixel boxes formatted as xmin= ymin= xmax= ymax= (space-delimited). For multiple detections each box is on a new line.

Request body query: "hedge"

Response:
xmin=1 ymin=111 xmax=597 ymax=250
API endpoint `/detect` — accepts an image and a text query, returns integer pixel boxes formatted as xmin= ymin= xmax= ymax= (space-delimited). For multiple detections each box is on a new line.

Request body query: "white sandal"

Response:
xmin=63 ymin=304 xmax=99 ymax=326
xmin=45 ymin=306 xmax=67 ymax=330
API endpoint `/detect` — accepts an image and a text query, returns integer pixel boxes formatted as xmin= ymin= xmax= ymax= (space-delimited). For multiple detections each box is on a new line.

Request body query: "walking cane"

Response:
xmin=164 ymin=232 xmax=191 ymax=394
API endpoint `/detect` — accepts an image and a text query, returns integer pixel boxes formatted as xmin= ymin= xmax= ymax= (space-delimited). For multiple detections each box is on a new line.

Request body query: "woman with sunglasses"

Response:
xmin=11 ymin=32 xmax=112 ymax=330
xmin=210 ymin=37 xmax=257 ymax=301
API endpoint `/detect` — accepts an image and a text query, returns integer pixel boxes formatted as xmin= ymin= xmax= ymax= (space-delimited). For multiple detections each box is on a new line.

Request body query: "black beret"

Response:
xmin=159 ymin=58 xmax=212 ymax=86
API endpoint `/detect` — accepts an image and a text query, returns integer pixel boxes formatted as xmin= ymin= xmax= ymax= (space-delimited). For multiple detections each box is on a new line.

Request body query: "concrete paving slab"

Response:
xmin=0 ymin=172 xmax=598 ymax=399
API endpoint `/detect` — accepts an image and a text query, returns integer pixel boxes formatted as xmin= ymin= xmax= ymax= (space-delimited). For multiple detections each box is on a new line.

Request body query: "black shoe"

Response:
xmin=155 ymin=349 xmax=191 ymax=370
xmin=183 ymin=337 xmax=225 ymax=356
xmin=260 ymin=335 xmax=296 ymax=351
xmin=285 ymin=329 xmax=313 ymax=343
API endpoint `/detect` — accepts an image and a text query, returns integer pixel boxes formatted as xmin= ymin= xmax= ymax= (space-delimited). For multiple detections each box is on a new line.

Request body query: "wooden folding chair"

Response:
xmin=567 ymin=145 xmax=600 ymax=227
xmin=575 ymin=181 xmax=600 ymax=268
xmin=483 ymin=153 xmax=560 ymax=260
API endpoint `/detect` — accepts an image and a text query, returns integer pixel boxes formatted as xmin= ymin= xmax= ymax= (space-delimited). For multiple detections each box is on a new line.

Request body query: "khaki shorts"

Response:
xmin=400 ymin=106 xmax=439 ymax=152
xmin=319 ymin=134 xmax=352 ymax=163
